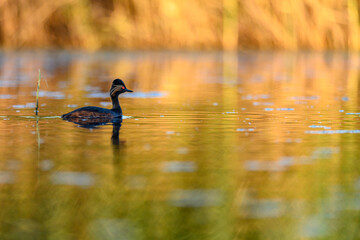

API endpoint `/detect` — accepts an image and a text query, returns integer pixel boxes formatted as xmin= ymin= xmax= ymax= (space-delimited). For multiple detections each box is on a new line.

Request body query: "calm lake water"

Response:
xmin=0 ymin=51 xmax=360 ymax=239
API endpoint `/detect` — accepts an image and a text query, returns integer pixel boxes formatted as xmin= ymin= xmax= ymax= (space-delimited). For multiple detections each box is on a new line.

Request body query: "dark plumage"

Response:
xmin=62 ymin=79 xmax=133 ymax=120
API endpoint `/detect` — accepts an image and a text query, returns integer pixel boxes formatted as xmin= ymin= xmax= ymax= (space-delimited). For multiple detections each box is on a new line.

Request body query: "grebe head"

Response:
xmin=110 ymin=79 xmax=133 ymax=97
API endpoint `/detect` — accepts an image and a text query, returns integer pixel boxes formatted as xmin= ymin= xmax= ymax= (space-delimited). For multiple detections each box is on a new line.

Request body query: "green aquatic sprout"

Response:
xmin=35 ymin=69 xmax=41 ymax=116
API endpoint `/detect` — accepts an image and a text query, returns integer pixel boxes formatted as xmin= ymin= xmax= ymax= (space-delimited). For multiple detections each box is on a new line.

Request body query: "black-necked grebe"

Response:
xmin=62 ymin=79 xmax=133 ymax=120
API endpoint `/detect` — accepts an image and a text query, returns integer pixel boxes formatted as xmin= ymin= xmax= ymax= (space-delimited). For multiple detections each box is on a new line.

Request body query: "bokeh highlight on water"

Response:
xmin=0 ymin=51 xmax=360 ymax=239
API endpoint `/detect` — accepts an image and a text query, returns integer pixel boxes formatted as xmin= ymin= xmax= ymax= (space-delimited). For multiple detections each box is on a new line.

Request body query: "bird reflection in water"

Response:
xmin=62 ymin=117 xmax=125 ymax=164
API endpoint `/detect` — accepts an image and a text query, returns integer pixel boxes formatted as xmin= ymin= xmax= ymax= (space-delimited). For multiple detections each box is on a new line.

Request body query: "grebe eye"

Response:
xmin=121 ymin=86 xmax=125 ymax=90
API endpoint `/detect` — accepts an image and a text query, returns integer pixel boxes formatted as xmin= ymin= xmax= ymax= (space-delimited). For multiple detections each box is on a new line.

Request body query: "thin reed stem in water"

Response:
xmin=35 ymin=69 xmax=41 ymax=116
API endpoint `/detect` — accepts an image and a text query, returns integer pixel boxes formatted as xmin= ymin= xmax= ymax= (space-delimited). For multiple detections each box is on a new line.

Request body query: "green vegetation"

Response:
xmin=35 ymin=69 xmax=41 ymax=117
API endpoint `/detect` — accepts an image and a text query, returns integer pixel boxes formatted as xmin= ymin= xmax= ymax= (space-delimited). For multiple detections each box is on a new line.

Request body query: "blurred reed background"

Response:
xmin=1 ymin=0 xmax=359 ymax=51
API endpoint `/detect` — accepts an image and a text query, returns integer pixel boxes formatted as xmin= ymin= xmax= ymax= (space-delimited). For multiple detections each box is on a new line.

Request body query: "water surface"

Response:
xmin=0 ymin=51 xmax=360 ymax=239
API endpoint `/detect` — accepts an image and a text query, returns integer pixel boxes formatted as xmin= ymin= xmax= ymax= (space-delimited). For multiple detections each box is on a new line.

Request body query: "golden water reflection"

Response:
xmin=0 ymin=51 xmax=359 ymax=239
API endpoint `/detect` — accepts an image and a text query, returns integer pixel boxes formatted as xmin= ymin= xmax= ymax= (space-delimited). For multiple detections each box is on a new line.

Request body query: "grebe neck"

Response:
xmin=111 ymin=95 xmax=121 ymax=112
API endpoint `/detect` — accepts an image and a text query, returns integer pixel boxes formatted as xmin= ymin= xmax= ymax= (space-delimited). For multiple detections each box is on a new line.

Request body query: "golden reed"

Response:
xmin=0 ymin=0 xmax=358 ymax=50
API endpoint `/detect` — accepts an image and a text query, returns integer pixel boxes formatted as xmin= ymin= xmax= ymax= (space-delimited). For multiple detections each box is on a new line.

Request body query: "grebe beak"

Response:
xmin=124 ymin=89 xmax=133 ymax=92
